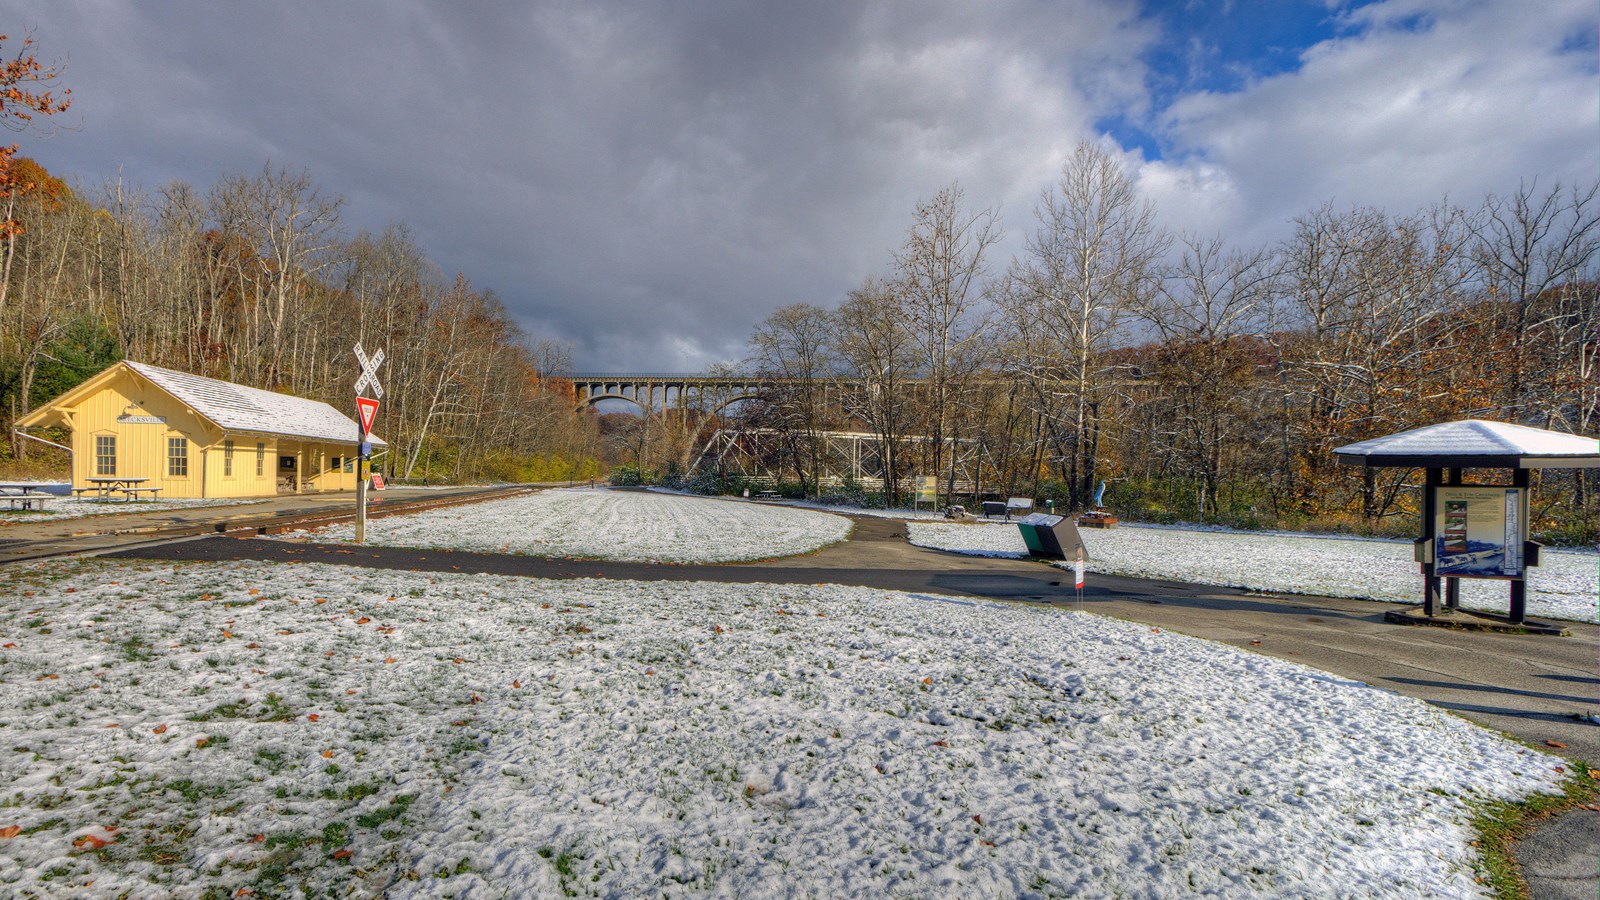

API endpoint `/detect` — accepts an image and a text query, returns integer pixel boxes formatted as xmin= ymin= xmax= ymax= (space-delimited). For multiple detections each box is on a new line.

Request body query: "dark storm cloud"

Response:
xmin=2 ymin=1 xmax=1592 ymax=369
xmin=4 ymin=0 xmax=1151 ymax=369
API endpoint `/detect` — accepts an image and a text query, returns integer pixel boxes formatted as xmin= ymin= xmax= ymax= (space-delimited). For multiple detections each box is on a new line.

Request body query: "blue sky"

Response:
xmin=3 ymin=0 xmax=1596 ymax=370
xmin=1107 ymin=0 xmax=1375 ymax=158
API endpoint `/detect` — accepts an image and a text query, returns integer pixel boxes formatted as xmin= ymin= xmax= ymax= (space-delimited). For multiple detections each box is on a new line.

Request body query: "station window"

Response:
xmin=95 ymin=435 xmax=116 ymax=476
xmin=224 ymin=440 xmax=235 ymax=477
xmin=168 ymin=437 xmax=189 ymax=477
xmin=256 ymin=443 xmax=265 ymax=476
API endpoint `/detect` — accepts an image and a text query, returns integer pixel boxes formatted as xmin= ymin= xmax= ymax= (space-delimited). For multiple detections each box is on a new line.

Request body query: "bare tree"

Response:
xmin=1135 ymin=235 xmax=1278 ymax=519
xmin=893 ymin=183 xmax=999 ymax=502
xmin=833 ymin=275 xmax=916 ymax=504
xmin=750 ymin=303 xmax=835 ymax=496
xmin=1470 ymin=180 xmax=1600 ymax=421
xmin=1007 ymin=141 xmax=1167 ymax=508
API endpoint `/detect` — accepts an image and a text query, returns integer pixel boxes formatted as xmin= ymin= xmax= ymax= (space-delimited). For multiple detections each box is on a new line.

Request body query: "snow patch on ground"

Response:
xmin=0 ymin=559 xmax=1562 ymax=898
xmin=909 ymin=521 xmax=1600 ymax=623
xmin=286 ymin=488 xmax=853 ymax=563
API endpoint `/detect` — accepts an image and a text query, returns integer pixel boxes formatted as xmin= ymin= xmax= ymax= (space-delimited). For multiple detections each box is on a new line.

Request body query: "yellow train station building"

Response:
xmin=15 ymin=361 xmax=386 ymax=499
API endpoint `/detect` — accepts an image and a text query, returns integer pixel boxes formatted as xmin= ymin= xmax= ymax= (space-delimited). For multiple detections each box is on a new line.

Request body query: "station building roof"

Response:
xmin=20 ymin=360 xmax=386 ymax=447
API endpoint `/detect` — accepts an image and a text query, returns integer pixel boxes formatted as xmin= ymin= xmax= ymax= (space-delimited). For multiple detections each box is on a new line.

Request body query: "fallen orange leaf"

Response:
xmin=307 ymin=714 xmax=320 ymax=722
xmin=73 ymin=834 xmax=111 ymax=850
xmin=0 ymin=825 xmax=19 ymax=839
xmin=1546 ymin=740 xmax=1568 ymax=749
xmin=385 ymin=657 xmax=397 ymax=664
xmin=333 ymin=848 xmax=352 ymax=860
xmin=512 ymin=679 xmax=521 ymax=689
xmin=921 ymin=677 xmax=932 ymax=685
xmin=322 ymin=750 xmax=334 ymax=758
xmin=152 ymin=724 xmax=167 ymax=734
xmin=356 ymin=617 xmax=370 ymax=625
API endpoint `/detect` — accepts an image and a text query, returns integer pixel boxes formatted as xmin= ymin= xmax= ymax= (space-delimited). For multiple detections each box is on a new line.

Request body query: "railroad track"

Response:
xmin=0 ymin=485 xmax=544 ymax=564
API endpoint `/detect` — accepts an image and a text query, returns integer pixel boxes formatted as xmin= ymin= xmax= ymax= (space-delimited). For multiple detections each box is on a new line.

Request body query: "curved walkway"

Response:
xmin=54 ymin=506 xmax=1600 ymax=899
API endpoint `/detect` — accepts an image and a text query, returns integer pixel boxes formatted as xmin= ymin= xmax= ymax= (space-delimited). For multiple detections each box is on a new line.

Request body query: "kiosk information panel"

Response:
xmin=1433 ymin=486 xmax=1524 ymax=579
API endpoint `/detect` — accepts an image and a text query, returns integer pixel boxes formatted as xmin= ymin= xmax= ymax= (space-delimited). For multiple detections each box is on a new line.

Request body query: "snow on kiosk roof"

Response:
xmin=1334 ymin=420 xmax=1600 ymax=470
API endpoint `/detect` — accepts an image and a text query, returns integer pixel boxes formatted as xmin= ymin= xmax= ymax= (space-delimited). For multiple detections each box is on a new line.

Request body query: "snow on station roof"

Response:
xmin=126 ymin=361 xmax=386 ymax=447
xmin=1334 ymin=419 xmax=1599 ymax=469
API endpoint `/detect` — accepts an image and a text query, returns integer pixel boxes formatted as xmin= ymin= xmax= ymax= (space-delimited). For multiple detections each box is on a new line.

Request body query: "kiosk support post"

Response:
xmin=1508 ymin=467 xmax=1530 ymax=624
xmin=1421 ymin=468 xmax=1441 ymax=617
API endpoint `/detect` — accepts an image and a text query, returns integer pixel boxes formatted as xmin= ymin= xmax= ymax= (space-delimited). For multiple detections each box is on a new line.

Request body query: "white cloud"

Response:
xmin=1139 ymin=0 xmax=1598 ymax=248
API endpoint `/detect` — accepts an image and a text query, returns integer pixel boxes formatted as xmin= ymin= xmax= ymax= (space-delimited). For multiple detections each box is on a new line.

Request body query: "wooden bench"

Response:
xmin=754 ymin=490 xmax=781 ymax=501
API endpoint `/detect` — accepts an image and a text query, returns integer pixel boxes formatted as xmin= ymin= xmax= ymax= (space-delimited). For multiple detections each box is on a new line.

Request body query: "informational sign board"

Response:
xmin=371 ymin=472 xmax=387 ymax=491
xmin=1074 ymin=548 xmax=1085 ymax=589
xmin=915 ymin=476 xmax=938 ymax=504
xmin=1434 ymin=486 xmax=1525 ymax=579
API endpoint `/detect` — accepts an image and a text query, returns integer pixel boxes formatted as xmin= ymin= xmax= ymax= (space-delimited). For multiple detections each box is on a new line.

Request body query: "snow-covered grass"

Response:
xmin=0 ymin=496 xmax=266 ymax=526
xmin=288 ymin=488 xmax=853 ymax=563
xmin=0 ymin=559 xmax=1566 ymax=898
xmin=909 ymin=521 xmax=1600 ymax=623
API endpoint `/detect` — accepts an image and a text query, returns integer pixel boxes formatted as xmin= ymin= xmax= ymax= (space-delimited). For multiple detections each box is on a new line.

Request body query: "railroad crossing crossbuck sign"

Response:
xmin=353 ymin=343 xmax=385 ymax=399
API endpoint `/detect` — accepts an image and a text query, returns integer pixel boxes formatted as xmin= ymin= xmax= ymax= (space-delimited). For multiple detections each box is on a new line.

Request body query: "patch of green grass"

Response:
xmin=258 ymin=693 xmax=294 ymax=722
xmin=120 ymin=636 xmax=153 ymax=662
xmin=1471 ymin=762 xmax=1598 ymax=899
xmin=322 ymin=781 xmax=381 ymax=803
xmin=321 ymin=820 xmax=349 ymax=848
xmin=140 ymin=821 xmax=198 ymax=865
xmin=188 ymin=700 xmax=255 ymax=722
xmin=355 ymin=794 xmax=414 ymax=828
xmin=166 ymin=779 xmax=227 ymax=804
xmin=264 ymin=831 xmax=311 ymax=850
xmin=21 ymin=817 xmax=64 ymax=835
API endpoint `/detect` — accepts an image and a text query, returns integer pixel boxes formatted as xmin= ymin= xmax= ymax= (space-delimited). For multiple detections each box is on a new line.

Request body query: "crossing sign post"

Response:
xmin=353 ymin=344 xmax=385 ymax=542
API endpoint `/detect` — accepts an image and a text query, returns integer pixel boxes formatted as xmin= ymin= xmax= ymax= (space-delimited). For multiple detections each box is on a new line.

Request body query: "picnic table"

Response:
xmin=75 ymin=477 xmax=163 ymax=502
xmin=0 ymin=483 xmax=54 ymax=511
xmin=754 ymin=490 xmax=781 ymax=501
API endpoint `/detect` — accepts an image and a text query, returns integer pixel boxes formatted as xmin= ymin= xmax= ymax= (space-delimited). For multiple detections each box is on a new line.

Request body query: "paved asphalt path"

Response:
xmin=59 ymin=506 xmax=1600 ymax=898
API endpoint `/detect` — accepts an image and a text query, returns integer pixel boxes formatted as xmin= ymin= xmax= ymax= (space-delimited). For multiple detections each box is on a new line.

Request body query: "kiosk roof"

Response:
xmin=1334 ymin=419 xmax=1599 ymax=469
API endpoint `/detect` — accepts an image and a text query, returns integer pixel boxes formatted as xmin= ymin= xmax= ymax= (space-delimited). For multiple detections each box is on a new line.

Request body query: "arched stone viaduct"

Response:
xmin=560 ymin=373 xmax=779 ymax=413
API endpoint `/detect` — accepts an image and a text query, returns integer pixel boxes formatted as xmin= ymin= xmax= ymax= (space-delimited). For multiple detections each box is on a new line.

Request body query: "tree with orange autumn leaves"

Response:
xmin=0 ymin=31 xmax=71 ymax=253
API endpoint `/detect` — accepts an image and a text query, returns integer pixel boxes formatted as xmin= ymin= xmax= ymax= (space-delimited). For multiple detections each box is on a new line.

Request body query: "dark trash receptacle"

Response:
xmin=982 ymin=500 xmax=1007 ymax=518
xmin=1015 ymin=513 xmax=1086 ymax=560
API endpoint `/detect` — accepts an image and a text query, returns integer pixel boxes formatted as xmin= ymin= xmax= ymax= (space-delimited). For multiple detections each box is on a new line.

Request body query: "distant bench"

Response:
xmin=0 ymin=484 xmax=54 ymax=511
xmin=2 ymin=493 xmax=51 ymax=511
xmin=73 ymin=485 xmax=163 ymax=502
